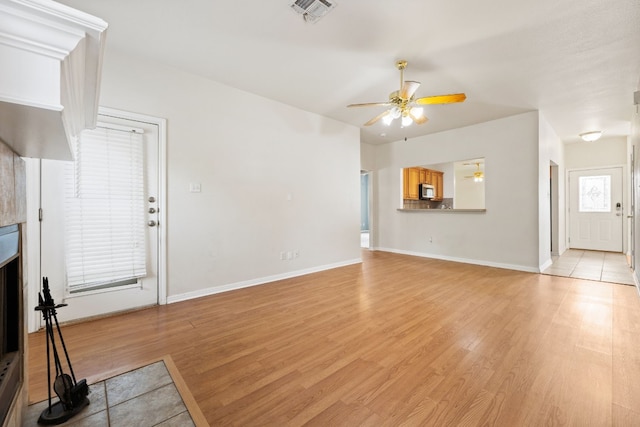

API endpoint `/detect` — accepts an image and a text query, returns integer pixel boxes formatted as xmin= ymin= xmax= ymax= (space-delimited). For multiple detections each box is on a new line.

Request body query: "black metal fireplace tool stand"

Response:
xmin=35 ymin=277 xmax=89 ymax=425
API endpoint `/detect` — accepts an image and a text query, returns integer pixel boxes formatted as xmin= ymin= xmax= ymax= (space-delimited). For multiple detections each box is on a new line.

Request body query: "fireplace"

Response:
xmin=0 ymin=224 xmax=22 ymax=426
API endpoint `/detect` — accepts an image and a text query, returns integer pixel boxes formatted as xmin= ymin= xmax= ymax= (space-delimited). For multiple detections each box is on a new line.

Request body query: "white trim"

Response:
xmin=26 ymin=107 xmax=168 ymax=331
xmin=98 ymin=106 xmax=168 ymax=306
xmin=374 ymin=247 xmax=541 ymax=273
xmin=25 ymin=157 xmax=41 ymax=333
xmin=167 ymin=258 xmax=363 ymax=304
xmin=539 ymin=258 xmax=553 ymax=273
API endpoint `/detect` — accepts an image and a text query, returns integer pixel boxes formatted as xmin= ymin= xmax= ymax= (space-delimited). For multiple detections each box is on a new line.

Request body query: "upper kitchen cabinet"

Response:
xmin=404 ymin=167 xmax=421 ymax=200
xmin=403 ymin=167 xmax=444 ymax=201
xmin=431 ymin=171 xmax=443 ymax=201
xmin=0 ymin=0 xmax=108 ymax=160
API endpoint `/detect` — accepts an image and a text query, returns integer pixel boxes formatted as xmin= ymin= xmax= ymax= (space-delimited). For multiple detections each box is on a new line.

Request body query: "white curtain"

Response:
xmin=63 ymin=126 xmax=147 ymax=293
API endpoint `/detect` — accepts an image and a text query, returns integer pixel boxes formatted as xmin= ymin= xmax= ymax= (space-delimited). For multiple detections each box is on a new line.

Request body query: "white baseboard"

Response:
xmin=166 ymin=258 xmax=362 ymax=304
xmin=539 ymin=258 xmax=553 ymax=273
xmin=374 ymin=247 xmax=540 ymax=274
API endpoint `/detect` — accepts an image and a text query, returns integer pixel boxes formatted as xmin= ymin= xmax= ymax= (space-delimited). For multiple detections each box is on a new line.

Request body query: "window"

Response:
xmin=578 ymin=175 xmax=611 ymax=213
xmin=63 ymin=125 xmax=147 ymax=293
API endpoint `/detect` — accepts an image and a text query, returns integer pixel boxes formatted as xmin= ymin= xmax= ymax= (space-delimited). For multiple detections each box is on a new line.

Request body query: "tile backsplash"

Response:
xmin=403 ymin=198 xmax=453 ymax=210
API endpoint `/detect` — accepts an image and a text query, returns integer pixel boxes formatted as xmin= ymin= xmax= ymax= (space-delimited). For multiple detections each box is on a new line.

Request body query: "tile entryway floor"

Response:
xmin=24 ymin=360 xmax=197 ymax=426
xmin=542 ymin=249 xmax=635 ymax=286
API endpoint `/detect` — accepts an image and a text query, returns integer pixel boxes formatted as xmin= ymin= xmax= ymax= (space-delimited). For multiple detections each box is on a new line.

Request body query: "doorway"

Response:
xmin=33 ymin=108 xmax=166 ymax=325
xmin=568 ymin=167 xmax=623 ymax=252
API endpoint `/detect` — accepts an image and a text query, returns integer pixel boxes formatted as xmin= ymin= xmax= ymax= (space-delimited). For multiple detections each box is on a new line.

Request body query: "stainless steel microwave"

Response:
xmin=419 ymin=184 xmax=435 ymax=200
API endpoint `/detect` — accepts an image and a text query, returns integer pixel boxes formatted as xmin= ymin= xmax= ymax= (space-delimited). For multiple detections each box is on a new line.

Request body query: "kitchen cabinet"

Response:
xmin=403 ymin=167 xmax=444 ymax=201
xmin=432 ymin=171 xmax=444 ymax=201
xmin=403 ymin=167 xmax=421 ymax=200
xmin=419 ymin=168 xmax=428 ymax=185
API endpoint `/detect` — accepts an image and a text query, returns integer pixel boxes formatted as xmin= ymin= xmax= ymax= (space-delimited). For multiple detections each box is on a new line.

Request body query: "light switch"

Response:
xmin=189 ymin=183 xmax=201 ymax=193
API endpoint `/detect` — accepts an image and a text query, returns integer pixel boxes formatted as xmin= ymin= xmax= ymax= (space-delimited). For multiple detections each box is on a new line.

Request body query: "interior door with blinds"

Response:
xmin=40 ymin=112 xmax=160 ymax=323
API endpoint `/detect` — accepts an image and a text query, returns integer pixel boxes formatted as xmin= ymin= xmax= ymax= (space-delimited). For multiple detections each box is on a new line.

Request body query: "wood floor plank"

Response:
xmin=613 ymin=403 xmax=640 ymax=427
xmin=27 ymin=251 xmax=640 ymax=425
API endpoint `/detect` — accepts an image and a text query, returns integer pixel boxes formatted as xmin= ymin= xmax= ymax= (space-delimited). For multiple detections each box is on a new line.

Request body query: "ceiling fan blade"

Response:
xmin=414 ymin=93 xmax=467 ymax=105
xmin=409 ymin=111 xmax=428 ymax=125
xmin=400 ymin=81 xmax=421 ymax=100
xmin=347 ymin=101 xmax=392 ymax=108
xmin=364 ymin=110 xmax=390 ymax=126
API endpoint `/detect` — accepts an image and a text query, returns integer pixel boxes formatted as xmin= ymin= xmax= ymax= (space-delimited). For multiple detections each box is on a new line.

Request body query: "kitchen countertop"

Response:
xmin=397 ymin=208 xmax=486 ymax=212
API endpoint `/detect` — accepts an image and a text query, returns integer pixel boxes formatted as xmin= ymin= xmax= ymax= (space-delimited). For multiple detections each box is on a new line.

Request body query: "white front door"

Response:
xmin=40 ymin=111 xmax=162 ymax=323
xmin=569 ymin=167 xmax=623 ymax=252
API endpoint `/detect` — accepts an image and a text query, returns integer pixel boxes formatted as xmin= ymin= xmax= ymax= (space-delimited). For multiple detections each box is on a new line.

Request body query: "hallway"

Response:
xmin=542 ymin=249 xmax=635 ymax=286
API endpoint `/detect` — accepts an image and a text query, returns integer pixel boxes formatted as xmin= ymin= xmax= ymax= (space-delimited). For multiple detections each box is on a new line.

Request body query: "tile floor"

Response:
xmin=24 ymin=361 xmax=195 ymax=426
xmin=542 ymin=249 xmax=636 ymax=286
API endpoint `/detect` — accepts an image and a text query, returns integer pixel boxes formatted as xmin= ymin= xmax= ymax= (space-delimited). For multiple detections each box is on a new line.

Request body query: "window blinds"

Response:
xmin=64 ymin=126 xmax=147 ymax=293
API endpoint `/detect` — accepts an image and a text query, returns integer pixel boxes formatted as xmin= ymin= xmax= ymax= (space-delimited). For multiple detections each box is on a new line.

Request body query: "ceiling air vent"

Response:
xmin=290 ymin=0 xmax=336 ymax=23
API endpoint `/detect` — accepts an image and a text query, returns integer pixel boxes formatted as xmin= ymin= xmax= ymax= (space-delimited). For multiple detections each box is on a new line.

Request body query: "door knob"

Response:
xmin=148 ymin=220 xmax=157 ymax=227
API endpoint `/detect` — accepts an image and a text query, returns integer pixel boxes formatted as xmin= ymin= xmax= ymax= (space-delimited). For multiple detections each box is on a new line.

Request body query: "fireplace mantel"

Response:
xmin=0 ymin=0 xmax=108 ymax=160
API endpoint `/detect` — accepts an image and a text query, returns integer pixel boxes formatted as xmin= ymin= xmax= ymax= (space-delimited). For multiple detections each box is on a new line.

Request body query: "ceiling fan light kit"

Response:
xmin=347 ymin=60 xmax=466 ymax=128
xmin=464 ymin=162 xmax=484 ymax=182
xmin=579 ymin=130 xmax=602 ymax=142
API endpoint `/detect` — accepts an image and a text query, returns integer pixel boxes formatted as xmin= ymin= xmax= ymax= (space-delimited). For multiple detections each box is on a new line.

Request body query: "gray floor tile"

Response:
xmin=570 ymin=271 xmax=601 ymax=281
xmin=27 ymin=362 xmax=198 ymax=427
xmin=66 ymin=410 xmax=109 ymax=427
xmin=106 ymin=361 xmax=173 ymax=406
xmin=573 ymin=266 xmax=603 ymax=275
xmin=543 ymin=249 xmax=634 ymax=285
xmin=552 ymin=261 xmax=578 ymax=269
xmin=24 ymin=382 xmax=105 ymax=426
xmin=603 ymin=265 xmax=630 ymax=273
xmin=601 ymin=272 xmax=635 ymax=285
xmin=155 ymin=411 xmax=196 ymax=427
xmin=543 ymin=267 xmax=574 ymax=276
xmin=108 ymin=383 xmax=187 ymax=426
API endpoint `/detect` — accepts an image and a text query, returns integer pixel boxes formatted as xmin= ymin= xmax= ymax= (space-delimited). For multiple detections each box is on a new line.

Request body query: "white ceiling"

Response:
xmin=56 ymin=0 xmax=640 ymax=145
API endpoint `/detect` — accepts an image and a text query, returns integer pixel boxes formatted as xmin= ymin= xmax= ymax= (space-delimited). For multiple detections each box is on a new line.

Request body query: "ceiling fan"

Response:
xmin=347 ymin=60 xmax=466 ymax=127
xmin=464 ymin=162 xmax=484 ymax=182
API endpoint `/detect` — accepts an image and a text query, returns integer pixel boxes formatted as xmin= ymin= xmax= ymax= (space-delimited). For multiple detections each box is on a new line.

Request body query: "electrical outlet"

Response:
xmin=429 ymin=236 xmax=433 ymax=243
xmin=286 ymin=251 xmax=293 ymax=260
xmin=280 ymin=252 xmax=286 ymax=260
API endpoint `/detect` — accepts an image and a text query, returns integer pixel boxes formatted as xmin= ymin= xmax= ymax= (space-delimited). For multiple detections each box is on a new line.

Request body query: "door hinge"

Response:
xmin=39 ymin=208 xmax=43 ymax=221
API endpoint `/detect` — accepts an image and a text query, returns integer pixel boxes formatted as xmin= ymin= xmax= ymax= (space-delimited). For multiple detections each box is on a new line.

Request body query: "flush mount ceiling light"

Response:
xmin=579 ymin=131 xmax=603 ymax=142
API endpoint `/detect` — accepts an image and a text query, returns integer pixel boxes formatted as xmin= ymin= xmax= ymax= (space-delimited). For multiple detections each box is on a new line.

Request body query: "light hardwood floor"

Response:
xmin=28 ymin=251 xmax=640 ymax=426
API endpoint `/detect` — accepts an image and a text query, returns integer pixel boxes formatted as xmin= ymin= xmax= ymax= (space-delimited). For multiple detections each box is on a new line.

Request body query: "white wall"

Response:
xmin=361 ymin=141 xmax=376 ymax=171
xmin=454 ymin=166 xmax=485 ymax=209
xmin=564 ymin=137 xmax=628 ymax=169
xmin=374 ymin=112 xmax=541 ymax=271
xmin=97 ymin=51 xmax=362 ymax=301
